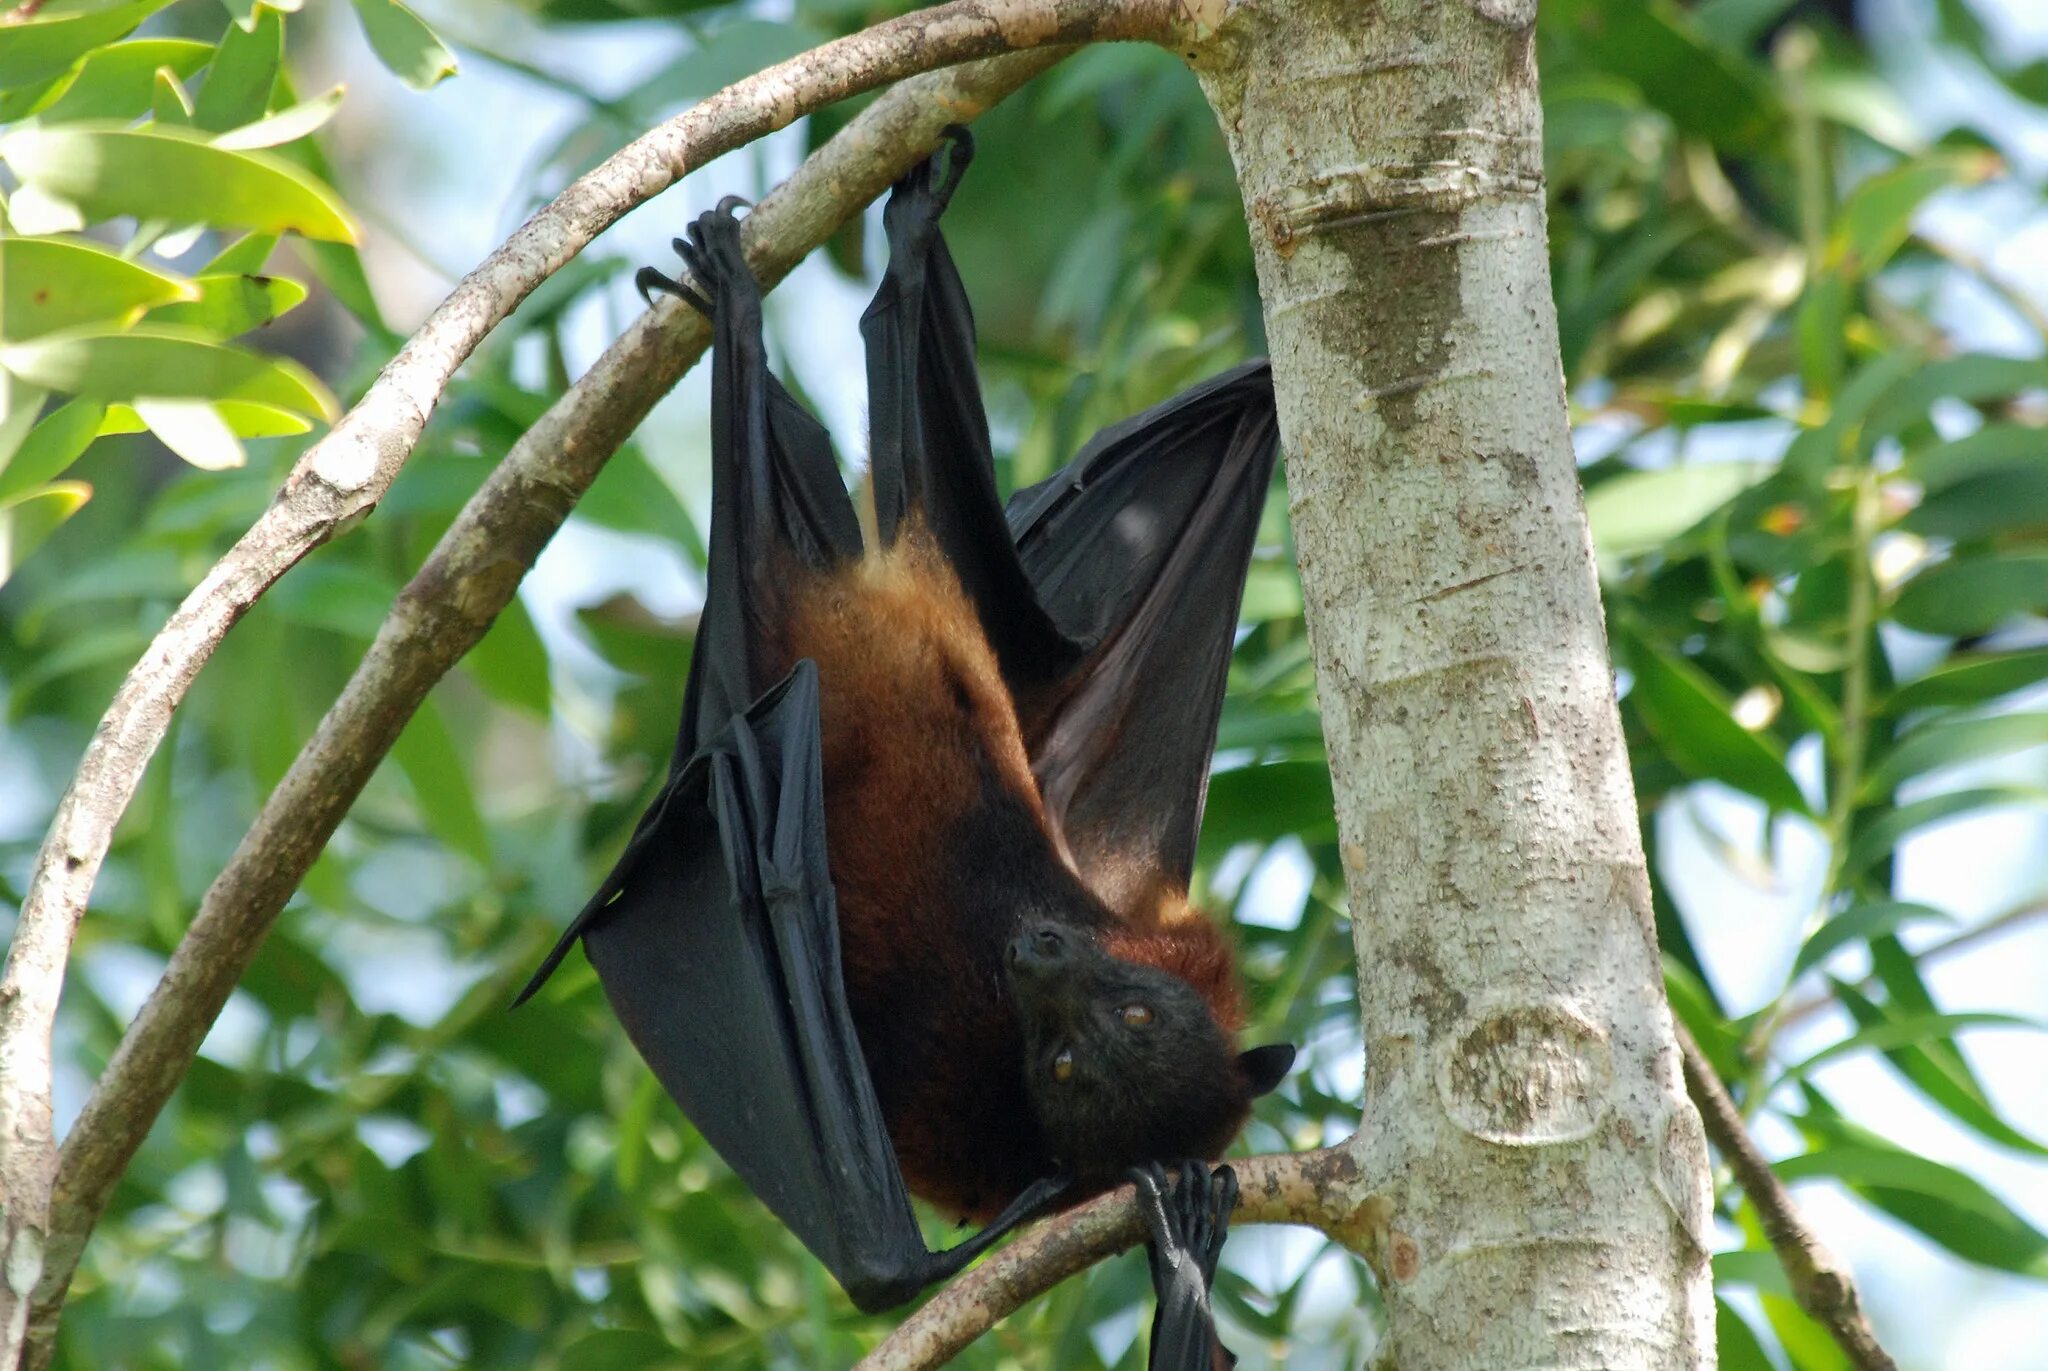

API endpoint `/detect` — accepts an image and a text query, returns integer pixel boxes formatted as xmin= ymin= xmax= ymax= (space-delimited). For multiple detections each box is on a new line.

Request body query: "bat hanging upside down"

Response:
xmin=517 ymin=129 xmax=1292 ymax=1367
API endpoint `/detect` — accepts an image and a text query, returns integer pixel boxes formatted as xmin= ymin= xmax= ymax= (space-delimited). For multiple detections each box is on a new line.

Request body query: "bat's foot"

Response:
xmin=636 ymin=195 xmax=758 ymax=319
xmin=1129 ymin=1160 xmax=1237 ymax=1282
xmin=881 ymin=124 xmax=975 ymax=256
xmin=1129 ymin=1162 xmax=1240 ymax=1371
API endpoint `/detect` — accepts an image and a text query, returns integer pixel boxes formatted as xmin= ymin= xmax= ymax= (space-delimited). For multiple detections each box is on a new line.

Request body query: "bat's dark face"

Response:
xmin=1004 ymin=922 xmax=1291 ymax=1183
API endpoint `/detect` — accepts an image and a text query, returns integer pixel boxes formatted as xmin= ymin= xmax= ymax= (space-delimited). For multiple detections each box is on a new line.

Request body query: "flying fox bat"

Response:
xmin=518 ymin=130 xmax=1291 ymax=1367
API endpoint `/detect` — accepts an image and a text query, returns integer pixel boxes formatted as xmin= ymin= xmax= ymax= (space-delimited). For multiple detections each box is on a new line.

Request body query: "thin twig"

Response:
xmin=856 ymin=1145 xmax=1361 ymax=1371
xmin=1675 ymin=1021 xmax=1899 ymax=1371
xmin=0 ymin=1 xmax=1189 ymax=1358
xmin=20 ymin=49 xmax=1069 ymax=1366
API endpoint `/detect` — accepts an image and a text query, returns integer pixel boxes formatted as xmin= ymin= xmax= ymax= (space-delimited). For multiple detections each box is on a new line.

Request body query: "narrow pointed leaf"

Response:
xmin=0 ymin=125 xmax=358 ymax=243
xmin=0 ymin=398 xmax=103 ymax=504
xmin=0 ymin=0 xmax=177 ymax=89
xmin=349 ymin=0 xmax=459 ymax=90
xmin=1 ymin=327 xmax=336 ymax=420
xmin=1793 ymin=902 xmax=1949 ymax=979
xmin=0 ymin=237 xmax=195 ymax=341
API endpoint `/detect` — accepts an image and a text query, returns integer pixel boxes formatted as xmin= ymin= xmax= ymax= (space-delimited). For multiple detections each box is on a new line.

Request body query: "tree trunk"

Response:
xmin=1194 ymin=1 xmax=1716 ymax=1365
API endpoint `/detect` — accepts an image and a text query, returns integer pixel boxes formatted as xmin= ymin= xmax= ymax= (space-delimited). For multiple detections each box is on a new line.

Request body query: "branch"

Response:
xmin=1675 ymin=1021 xmax=1898 ymax=1371
xmin=856 ymin=1145 xmax=1363 ymax=1371
xmin=20 ymin=48 xmax=1070 ymax=1366
xmin=0 ymin=4 xmax=1182 ymax=1351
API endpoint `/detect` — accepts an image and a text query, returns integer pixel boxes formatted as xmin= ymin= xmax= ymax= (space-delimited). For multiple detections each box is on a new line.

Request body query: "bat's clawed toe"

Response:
xmin=634 ymin=265 xmax=711 ymax=315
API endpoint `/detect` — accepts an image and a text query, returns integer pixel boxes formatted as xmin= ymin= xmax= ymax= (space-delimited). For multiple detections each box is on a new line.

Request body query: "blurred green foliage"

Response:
xmin=3 ymin=0 xmax=2048 ymax=1367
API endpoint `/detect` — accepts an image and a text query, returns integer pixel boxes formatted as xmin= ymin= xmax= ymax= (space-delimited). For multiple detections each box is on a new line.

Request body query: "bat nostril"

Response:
xmin=1006 ymin=924 xmax=1068 ymax=973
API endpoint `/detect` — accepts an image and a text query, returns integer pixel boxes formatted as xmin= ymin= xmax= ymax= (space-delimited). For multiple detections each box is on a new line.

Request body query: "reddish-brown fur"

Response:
xmin=767 ymin=522 xmax=1243 ymax=1221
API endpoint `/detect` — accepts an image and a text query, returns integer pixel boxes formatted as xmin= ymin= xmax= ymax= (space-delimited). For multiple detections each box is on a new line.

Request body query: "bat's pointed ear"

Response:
xmin=1238 ymin=1043 xmax=1296 ymax=1098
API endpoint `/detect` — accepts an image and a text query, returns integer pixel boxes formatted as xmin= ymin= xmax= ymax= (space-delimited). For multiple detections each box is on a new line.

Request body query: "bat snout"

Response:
xmin=1005 ymin=924 xmax=1071 ymax=977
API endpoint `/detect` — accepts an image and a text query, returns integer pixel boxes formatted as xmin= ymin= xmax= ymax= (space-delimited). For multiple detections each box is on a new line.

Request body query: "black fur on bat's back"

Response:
xmin=769 ymin=526 xmax=1284 ymax=1221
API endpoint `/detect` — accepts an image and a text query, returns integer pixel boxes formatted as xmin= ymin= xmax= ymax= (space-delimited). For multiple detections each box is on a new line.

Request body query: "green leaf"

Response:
xmin=1793 ymin=901 xmax=1949 ymax=978
xmin=0 ymin=0 xmax=177 ymax=89
xmin=1834 ymin=977 xmax=2048 ymax=1156
xmin=0 ymin=237 xmax=195 ymax=342
xmin=203 ymin=232 xmax=279 ymax=276
xmin=1844 ymin=786 xmax=2047 ymax=874
xmin=392 ymin=699 xmax=491 ymax=865
xmin=0 ymin=327 xmax=336 ymax=420
xmin=134 ymin=398 xmax=245 ymax=470
xmin=0 ymin=398 xmax=103 ymax=504
xmin=213 ymin=87 xmax=346 ymax=151
xmin=348 ymin=0 xmax=459 ymax=90
xmin=148 ymin=272 xmax=308 ymax=337
xmin=576 ymin=593 xmax=691 ymax=680
xmin=1862 ymin=713 xmax=2048 ymax=797
xmin=1715 ymin=1299 xmax=1778 ymax=1371
xmin=0 ymin=376 xmax=46 ymax=476
xmin=1199 ymin=762 xmax=1337 ymax=856
xmin=1585 ymin=461 xmax=1772 ymax=570
xmin=574 ymin=446 xmax=693 ymax=546
xmin=214 ymin=400 xmax=312 ymax=438
xmin=25 ymin=37 xmax=212 ymax=122
xmin=1904 ymin=424 xmax=2048 ymax=492
xmin=267 ymin=560 xmax=393 ymax=638
xmin=1828 ymin=153 xmax=1998 ymax=279
xmin=1239 ymin=562 xmax=1302 ymax=623
xmin=1666 ymin=958 xmax=1743 ymax=1080
xmin=1777 ymin=1143 xmax=2048 ymax=1274
xmin=150 ymin=65 xmax=193 ymax=125
xmin=466 ymin=597 xmax=551 ymax=716
xmin=0 ymin=481 xmax=91 ymax=587
xmin=1778 ymin=1011 xmax=2040 ymax=1085
xmin=1892 ymin=554 xmax=2048 ymax=637
xmin=1543 ymin=0 xmax=1778 ymax=150
xmin=1901 ymin=468 xmax=2048 ymax=541
xmin=1865 ymin=355 xmax=2048 ymax=448
xmin=0 ymin=125 xmax=358 ymax=243
xmin=1884 ymin=650 xmax=2048 ymax=716
xmin=1620 ymin=625 xmax=1811 ymax=814
xmin=194 ymin=4 xmax=283 ymax=134
xmin=1781 ymin=347 xmax=1924 ymax=484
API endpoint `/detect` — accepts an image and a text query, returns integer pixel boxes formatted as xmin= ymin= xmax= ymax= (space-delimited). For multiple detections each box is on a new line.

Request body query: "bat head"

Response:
xmin=1004 ymin=921 xmax=1295 ymax=1184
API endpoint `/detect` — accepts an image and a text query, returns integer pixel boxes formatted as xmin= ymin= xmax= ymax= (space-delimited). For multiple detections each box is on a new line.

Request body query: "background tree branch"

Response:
xmin=18 ymin=48 xmax=1068 ymax=1365
xmin=1675 ymin=1023 xmax=1899 ymax=1371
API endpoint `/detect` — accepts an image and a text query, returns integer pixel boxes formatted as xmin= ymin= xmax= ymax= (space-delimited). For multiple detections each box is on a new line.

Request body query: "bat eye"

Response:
xmin=1052 ymin=1048 xmax=1075 ymax=1082
xmin=1118 ymin=1004 xmax=1153 ymax=1027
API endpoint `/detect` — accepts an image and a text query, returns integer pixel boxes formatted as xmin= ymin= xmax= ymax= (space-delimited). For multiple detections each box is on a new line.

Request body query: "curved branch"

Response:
xmin=857 ymin=1144 xmax=1364 ymax=1371
xmin=0 ymin=6 xmax=1184 ymax=1350
xmin=1675 ymin=1022 xmax=1898 ymax=1371
xmin=20 ymin=48 xmax=1071 ymax=1367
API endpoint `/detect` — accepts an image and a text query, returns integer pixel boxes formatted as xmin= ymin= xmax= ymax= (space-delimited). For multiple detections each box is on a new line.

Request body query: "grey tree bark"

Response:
xmin=1192 ymin=0 xmax=1717 ymax=1365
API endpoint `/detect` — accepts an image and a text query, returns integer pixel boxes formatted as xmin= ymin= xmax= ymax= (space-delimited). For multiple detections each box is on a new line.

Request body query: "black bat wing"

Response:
xmin=518 ymin=200 xmax=1062 ymax=1314
xmin=1005 ymin=359 xmax=1279 ymax=911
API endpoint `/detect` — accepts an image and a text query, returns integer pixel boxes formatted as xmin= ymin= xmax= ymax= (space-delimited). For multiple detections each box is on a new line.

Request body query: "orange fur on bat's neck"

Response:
xmin=767 ymin=517 xmax=1247 ymax=1220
